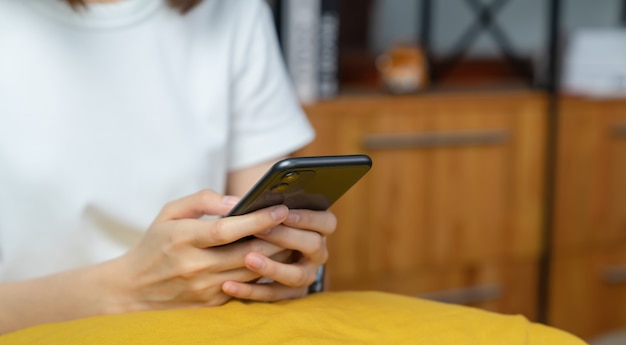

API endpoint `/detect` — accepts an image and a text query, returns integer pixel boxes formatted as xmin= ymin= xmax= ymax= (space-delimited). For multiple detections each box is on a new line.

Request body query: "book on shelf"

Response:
xmin=269 ymin=0 xmax=340 ymax=104
xmin=318 ymin=0 xmax=340 ymax=100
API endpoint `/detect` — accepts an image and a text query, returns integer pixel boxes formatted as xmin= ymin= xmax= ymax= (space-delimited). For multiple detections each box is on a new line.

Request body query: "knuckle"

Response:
xmin=326 ymin=212 xmax=338 ymax=233
xmin=187 ymin=278 xmax=208 ymax=294
xmin=312 ymin=234 xmax=325 ymax=252
xmin=301 ymin=234 xmax=324 ymax=257
xmin=175 ymin=260 xmax=204 ymax=279
xmin=207 ymin=219 xmax=228 ymax=243
xmin=164 ymin=221 xmax=195 ymax=251
xmin=163 ymin=228 xmax=185 ymax=253
xmin=197 ymin=189 xmax=217 ymax=204
xmin=246 ymin=239 xmax=269 ymax=255
xmin=291 ymin=268 xmax=310 ymax=288
xmin=160 ymin=200 xmax=177 ymax=216
xmin=318 ymin=245 xmax=329 ymax=264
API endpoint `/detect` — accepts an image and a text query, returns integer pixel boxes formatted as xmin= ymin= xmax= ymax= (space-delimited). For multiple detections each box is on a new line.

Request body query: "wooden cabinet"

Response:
xmin=297 ymin=91 xmax=547 ymax=319
xmin=549 ymin=97 xmax=626 ymax=339
xmin=297 ymin=92 xmax=626 ymax=339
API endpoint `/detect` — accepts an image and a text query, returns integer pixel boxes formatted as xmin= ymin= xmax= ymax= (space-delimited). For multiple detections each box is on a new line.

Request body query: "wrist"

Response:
xmin=86 ymin=256 xmax=143 ymax=315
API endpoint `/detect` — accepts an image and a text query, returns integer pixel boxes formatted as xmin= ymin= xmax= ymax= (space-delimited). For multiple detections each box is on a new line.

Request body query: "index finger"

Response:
xmin=192 ymin=205 xmax=289 ymax=247
xmin=154 ymin=190 xmax=239 ymax=222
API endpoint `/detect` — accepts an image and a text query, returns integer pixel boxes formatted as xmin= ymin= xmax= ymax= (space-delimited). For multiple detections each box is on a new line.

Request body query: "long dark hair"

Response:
xmin=65 ymin=0 xmax=204 ymax=13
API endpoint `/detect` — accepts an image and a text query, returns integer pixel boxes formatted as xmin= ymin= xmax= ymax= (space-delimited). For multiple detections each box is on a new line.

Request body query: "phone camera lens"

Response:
xmin=282 ymin=172 xmax=300 ymax=183
xmin=270 ymin=183 xmax=289 ymax=193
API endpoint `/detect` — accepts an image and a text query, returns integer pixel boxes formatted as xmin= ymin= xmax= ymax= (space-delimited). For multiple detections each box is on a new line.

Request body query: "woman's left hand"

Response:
xmin=221 ymin=209 xmax=337 ymax=301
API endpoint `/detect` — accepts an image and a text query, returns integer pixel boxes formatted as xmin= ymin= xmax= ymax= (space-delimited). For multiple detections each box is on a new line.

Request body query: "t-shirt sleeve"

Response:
xmin=228 ymin=0 xmax=315 ymax=171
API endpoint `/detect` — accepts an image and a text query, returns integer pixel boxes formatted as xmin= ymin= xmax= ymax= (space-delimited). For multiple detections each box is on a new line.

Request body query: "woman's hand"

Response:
xmin=222 ymin=209 xmax=337 ymax=301
xmin=0 ymin=189 xmax=295 ymax=334
xmin=0 ymin=189 xmax=336 ymax=334
xmin=110 ymin=189 xmax=294 ymax=312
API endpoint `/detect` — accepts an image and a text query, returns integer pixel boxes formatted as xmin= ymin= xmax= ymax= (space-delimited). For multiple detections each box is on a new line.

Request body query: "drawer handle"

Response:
xmin=363 ymin=129 xmax=509 ymax=150
xmin=417 ymin=284 xmax=502 ymax=305
xmin=614 ymin=123 xmax=626 ymax=139
xmin=603 ymin=265 xmax=626 ymax=285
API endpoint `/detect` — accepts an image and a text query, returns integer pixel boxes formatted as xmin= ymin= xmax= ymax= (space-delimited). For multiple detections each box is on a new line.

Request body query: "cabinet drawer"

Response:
xmin=326 ymin=259 xmax=538 ymax=321
xmin=300 ymin=93 xmax=545 ymax=272
xmin=549 ymin=245 xmax=626 ymax=340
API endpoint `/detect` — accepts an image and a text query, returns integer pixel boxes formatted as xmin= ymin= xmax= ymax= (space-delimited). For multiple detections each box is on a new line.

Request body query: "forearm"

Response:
xmin=0 ymin=259 xmax=127 ymax=335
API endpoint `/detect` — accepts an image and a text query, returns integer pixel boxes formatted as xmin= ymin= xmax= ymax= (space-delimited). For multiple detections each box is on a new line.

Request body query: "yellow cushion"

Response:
xmin=0 ymin=291 xmax=586 ymax=344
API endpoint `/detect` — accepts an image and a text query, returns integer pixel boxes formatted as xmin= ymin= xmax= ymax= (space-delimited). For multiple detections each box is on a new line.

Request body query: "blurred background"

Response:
xmin=268 ymin=0 xmax=626 ymax=343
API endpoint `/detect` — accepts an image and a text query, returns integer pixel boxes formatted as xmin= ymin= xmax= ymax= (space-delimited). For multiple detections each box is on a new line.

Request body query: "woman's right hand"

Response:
xmin=107 ymin=189 xmax=291 ymax=313
xmin=0 ymin=189 xmax=293 ymax=335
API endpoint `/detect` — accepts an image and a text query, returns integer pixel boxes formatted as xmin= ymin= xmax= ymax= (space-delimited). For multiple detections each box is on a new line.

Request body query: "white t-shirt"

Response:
xmin=0 ymin=0 xmax=315 ymax=281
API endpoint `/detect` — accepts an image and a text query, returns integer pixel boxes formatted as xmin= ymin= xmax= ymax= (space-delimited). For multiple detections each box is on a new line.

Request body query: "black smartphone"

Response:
xmin=227 ymin=154 xmax=372 ymax=217
xmin=226 ymin=154 xmax=372 ymax=293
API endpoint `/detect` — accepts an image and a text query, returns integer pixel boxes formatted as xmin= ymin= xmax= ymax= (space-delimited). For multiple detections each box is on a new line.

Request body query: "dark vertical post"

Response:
xmin=420 ymin=0 xmax=435 ymax=84
xmin=538 ymin=0 xmax=562 ymax=325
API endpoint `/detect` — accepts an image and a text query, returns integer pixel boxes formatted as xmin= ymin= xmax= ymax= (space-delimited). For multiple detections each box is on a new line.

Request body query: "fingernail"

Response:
xmin=248 ymin=254 xmax=265 ymax=270
xmin=287 ymin=211 xmax=301 ymax=223
xmin=223 ymin=281 xmax=238 ymax=294
xmin=222 ymin=195 xmax=240 ymax=206
xmin=259 ymin=227 xmax=273 ymax=235
xmin=270 ymin=205 xmax=288 ymax=220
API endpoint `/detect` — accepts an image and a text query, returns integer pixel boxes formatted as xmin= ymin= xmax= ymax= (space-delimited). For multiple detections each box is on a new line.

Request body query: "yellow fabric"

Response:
xmin=0 ymin=291 xmax=586 ymax=344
